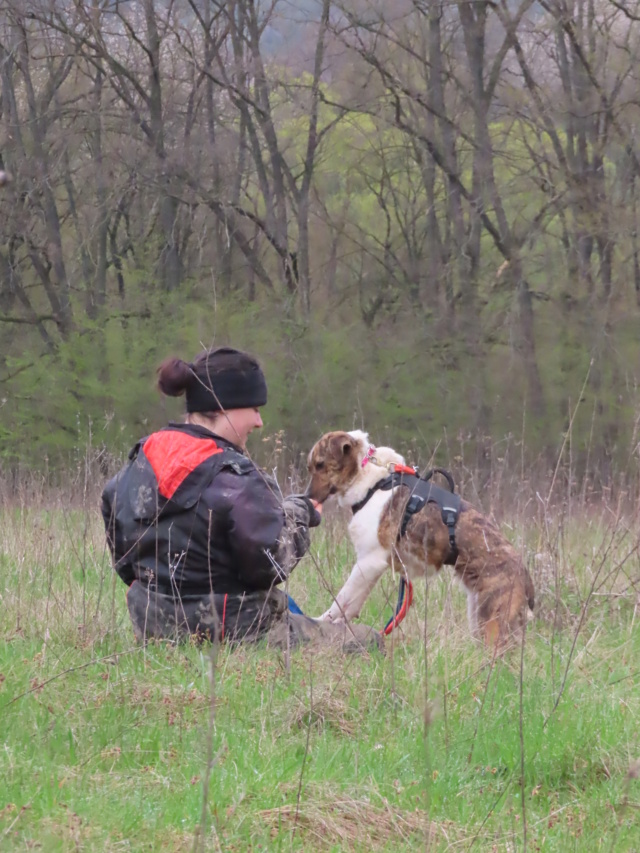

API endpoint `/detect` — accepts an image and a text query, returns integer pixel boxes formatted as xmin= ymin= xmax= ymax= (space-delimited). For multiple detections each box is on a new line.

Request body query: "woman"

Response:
xmin=102 ymin=346 xmax=381 ymax=652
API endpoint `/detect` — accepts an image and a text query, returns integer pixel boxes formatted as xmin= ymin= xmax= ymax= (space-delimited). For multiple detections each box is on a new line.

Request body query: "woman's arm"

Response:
xmin=101 ymin=473 xmax=137 ymax=586
xmin=215 ymin=468 xmax=320 ymax=590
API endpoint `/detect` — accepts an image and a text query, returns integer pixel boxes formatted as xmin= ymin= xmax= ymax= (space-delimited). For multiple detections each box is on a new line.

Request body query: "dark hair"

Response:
xmin=156 ymin=357 xmax=194 ymax=397
xmin=156 ymin=347 xmax=267 ymax=412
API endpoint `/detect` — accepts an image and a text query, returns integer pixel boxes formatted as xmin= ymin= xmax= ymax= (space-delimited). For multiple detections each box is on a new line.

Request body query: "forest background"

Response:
xmin=1 ymin=0 xmax=640 ymax=494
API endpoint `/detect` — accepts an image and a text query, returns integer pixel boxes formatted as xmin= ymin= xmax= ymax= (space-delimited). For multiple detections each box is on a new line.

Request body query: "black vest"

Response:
xmin=103 ymin=425 xmax=255 ymax=595
xmin=352 ymin=470 xmax=461 ymax=564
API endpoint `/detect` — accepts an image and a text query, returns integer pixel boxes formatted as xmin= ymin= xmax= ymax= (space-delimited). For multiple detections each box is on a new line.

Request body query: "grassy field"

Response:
xmin=0 ymin=480 xmax=639 ymax=851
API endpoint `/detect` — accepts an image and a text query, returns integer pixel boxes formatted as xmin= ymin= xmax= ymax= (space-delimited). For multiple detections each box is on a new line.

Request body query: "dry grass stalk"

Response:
xmin=259 ymin=793 xmax=454 ymax=849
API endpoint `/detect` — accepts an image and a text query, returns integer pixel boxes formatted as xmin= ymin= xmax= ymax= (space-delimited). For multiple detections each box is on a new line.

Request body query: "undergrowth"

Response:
xmin=0 ymin=462 xmax=638 ymax=851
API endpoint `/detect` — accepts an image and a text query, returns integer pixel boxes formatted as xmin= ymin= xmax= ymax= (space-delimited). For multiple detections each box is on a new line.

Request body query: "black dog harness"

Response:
xmin=351 ymin=466 xmax=461 ymax=565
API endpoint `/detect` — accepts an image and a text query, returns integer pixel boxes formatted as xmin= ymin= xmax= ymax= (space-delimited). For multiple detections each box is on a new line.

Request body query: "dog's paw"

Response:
xmin=319 ymin=608 xmax=345 ymax=623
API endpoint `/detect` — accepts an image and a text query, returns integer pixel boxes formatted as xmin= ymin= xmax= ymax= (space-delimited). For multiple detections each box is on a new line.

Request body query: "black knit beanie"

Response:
xmin=185 ymin=349 xmax=268 ymax=413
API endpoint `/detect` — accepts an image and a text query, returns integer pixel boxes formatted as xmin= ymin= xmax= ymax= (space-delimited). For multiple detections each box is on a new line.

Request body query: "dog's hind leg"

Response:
xmin=481 ymin=616 xmax=502 ymax=647
xmin=466 ymin=590 xmax=480 ymax=638
xmin=320 ymin=548 xmax=389 ymax=623
xmin=477 ymin=579 xmax=527 ymax=649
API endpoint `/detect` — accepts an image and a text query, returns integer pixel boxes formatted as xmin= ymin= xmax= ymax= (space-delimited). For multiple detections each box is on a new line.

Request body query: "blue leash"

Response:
xmin=287 ymin=595 xmax=304 ymax=616
xmin=287 ymin=594 xmax=304 ymax=615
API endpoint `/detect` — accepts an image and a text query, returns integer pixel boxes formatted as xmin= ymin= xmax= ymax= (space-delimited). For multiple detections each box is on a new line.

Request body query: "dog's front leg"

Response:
xmin=320 ymin=548 xmax=389 ymax=622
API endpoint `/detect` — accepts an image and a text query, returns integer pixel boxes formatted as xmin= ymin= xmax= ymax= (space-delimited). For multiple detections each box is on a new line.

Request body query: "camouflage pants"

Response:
xmin=125 ymin=581 xmax=383 ymax=653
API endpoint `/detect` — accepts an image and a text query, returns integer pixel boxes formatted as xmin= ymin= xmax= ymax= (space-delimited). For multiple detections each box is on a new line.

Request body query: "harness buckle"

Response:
xmin=401 ymin=494 xmax=424 ymax=537
xmin=443 ymin=509 xmax=458 ymax=557
xmin=406 ymin=494 xmax=423 ymax=515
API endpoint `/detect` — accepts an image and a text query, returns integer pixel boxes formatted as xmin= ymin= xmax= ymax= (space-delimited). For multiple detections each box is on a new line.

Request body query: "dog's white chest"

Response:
xmin=348 ymin=490 xmax=391 ymax=555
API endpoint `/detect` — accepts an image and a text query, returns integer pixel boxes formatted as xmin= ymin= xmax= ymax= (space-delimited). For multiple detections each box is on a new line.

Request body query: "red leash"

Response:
xmin=382 ymin=577 xmax=414 ymax=635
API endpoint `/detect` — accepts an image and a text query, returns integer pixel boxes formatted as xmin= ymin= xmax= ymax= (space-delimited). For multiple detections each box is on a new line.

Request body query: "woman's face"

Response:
xmin=218 ymin=407 xmax=264 ymax=448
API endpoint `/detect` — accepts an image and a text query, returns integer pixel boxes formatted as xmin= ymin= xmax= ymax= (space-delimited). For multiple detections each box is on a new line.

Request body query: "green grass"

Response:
xmin=0 ymin=495 xmax=639 ymax=851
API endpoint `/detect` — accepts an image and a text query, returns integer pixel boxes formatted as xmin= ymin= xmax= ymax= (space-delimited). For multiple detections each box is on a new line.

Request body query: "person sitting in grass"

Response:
xmin=101 ymin=345 xmax=381 ymax=652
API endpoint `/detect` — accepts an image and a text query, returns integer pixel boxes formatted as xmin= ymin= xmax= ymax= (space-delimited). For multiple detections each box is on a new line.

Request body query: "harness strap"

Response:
xmin=351 ymin=467 xmax=461 ymax=565
xmin=351 ymin=482 xmax=385 ymax=515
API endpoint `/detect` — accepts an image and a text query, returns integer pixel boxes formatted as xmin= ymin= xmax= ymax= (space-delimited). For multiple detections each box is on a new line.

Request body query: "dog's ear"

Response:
xmin=330 ymin=432 xmax=356 ymax=457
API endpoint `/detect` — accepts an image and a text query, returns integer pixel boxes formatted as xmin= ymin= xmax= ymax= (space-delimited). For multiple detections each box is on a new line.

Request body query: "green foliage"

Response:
xmin=1 ymin=272 xmax=638 ymax=481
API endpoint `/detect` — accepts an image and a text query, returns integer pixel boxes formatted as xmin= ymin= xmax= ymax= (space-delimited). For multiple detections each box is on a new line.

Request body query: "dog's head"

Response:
xmin=306 ymin=430 xmax=368 ymax=503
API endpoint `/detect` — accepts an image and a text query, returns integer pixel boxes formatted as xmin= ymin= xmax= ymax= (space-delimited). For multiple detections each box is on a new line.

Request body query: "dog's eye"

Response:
xmin=315 ymin=461 xmax=325 ymax=471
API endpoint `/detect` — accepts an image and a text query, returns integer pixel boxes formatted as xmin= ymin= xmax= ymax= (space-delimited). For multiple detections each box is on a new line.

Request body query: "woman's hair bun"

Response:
xmin=156 ymin=357 xmax=195 ymax=397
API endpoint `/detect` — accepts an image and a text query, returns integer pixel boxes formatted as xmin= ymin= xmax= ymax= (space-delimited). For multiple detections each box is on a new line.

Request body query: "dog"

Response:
xmin=306 ymin=430 xmax=535 ymax=646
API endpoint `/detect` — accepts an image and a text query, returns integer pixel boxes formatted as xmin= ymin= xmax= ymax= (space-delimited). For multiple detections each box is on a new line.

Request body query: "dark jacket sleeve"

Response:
xmin=209 ymin=467 xmax=320 ymax=590
xmin=101 ymin=477 xmax=115 ymax=554
xmin=275 ymin=494 xmax=322 ymax=573
xmin=101 ymin=471 xmax=136 ymax=586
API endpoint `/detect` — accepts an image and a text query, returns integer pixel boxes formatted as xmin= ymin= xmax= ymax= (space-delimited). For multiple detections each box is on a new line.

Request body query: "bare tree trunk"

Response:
xmin=426 ymin=0 xmax=467 ymax=317
xmin=295 ymin=0 xmax=331 ymax=318
xmin=143 ymin=0 xmax=182 ymax=290
xmin=15 ymin=21 xmax=74 ymax=334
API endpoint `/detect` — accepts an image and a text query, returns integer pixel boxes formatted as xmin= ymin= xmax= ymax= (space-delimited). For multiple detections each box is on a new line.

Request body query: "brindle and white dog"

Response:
xmin=307 ymin=430 xmax=534 ymax=646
